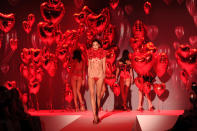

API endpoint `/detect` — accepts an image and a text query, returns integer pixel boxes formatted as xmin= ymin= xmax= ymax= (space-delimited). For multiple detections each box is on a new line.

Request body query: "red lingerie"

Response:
xmin=87 ymin=48 xmax=106 ymax=79
xmin=118 ymin=61 xmax=132 ymax=79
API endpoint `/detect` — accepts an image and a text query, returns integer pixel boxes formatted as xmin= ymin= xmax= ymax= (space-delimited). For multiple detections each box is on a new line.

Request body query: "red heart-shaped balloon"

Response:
xmin=124 ymin=4 xmax=133 ymax=15
xmin=86 ymin=8 xmax=110 ymax=34
xmin=21 ymin=48 xmax=32 ymax=64
xmin=180 ymin=70 xmax=188 ymax=85
xmin=36 ymin=67 xmax=43 ymax=82
xmin=109 ymin=0 xmax=119 ymax=10
xmin=29 ymin=63 xmax=36 ymax=78
xmin=65 ymin=90 xmax=73 ymax=103
xmin=103 ymin=24 xmax=115 ymax=49
xmin=40 ymin=1 xmax=65 ymax=25
xmin=112 ymin=83 xmax=120 ymax=96
xmin=23 ymin=21 xmax=32 ymax=34
xmin=4 ymin=81 xmax=16 ymax=90
xmin=153 ymin=83 xmax=166 ymax=96
xmin=154 ymin=53 xmax=169 ymax=78
xmin=56 ymin=45 xmax=67 ymax=61
xmin=42 ymin=53 xmax=57 ymax=77
xmin=174 ymin=26 xmax=184 ymax=39
xmin=175 ymin=44 xmax=196 ymax=75
xmin=20 ymin=63 xmax=29 ymax=79
xmin=146 ymin=25 xmax=158 ymax=41
xmin=29 ymin=81 xmax=40 ymax=94
xmin=132 ymin=51 xmax=155 ymax=75
xmin=0 ymin=13 xmax=15 ymax=33
xmin=144 ymin=1 xmax=151 ymax=15
xmin=9 ymin=38 xmax=17 ymax=51
xmin=189 ymin=35 xmax=197 ymax=47
xmin=1 ymin=64 xmax=10 ymax=74
xmin=27 ymin=13 xmax=35 ymax=26
xmin=73 ymin=6 xmax=93 ymax=24
xmin=37 ymin=21 xmax=56 ymax=45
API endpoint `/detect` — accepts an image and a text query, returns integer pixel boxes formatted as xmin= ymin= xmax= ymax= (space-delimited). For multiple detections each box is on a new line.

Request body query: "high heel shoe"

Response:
xmin=75 ymin=106 xmax=79 ymax=112
xmin=93 ymin=117 xmax=100 ymax=124
xmin=123 ymin=104 xmax=128 ymax=111
xmin=99 ymin=107 xmax=103 ymax=111
xmin=80 ymin=103 xmax=85 ymax=112
xmin=148 ymin=106 xmax=155 ymax=111
xmin=137 ymin=107 xmax=144 ymax=111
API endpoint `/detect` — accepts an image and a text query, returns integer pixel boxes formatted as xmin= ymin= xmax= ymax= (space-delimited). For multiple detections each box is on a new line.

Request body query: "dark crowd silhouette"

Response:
xmin=168 ymin=82 xmax=197 ymax=131
xmin=0 ymin=85 xmax=42 ymax=131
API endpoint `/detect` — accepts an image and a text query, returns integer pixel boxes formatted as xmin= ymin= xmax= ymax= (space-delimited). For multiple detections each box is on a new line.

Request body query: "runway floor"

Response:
xmin=28 ymin=110 xmax=184 ymax=131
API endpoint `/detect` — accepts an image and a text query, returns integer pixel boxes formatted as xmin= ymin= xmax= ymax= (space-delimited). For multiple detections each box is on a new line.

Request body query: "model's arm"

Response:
xmin=115 ymin=62 xmax=120 ymax=82
xmin=103 ymin=57 xmax=106 ymax=76
xmin=130 ymin=68 xmax=134 ymax=84
xmin=82 ymin=60 xmax=86 ymax=80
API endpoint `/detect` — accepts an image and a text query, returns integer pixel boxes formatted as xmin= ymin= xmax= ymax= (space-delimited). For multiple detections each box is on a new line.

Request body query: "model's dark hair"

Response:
xmin=120 ymin=49 xmax=130 ymax=63
xmin=92 ymin=38 xmax=102 ymax=48
xmin=72 ymin=49 xmax=82 ymax=62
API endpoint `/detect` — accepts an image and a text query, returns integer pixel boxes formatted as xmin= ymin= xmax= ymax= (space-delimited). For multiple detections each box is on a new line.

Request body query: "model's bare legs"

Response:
xmin=88 ymin=77 xmax=97 ymax=120
xmin=96 ymin=77 xmax=104 ymax=112
xmin=76 ymin=77 xmax=85 ymax=111
xmin=100 ymin=84 xmax=106 ymax=111
xmin=120 ymin=77 xmax=126 ymax=109
xmin=138 ymin=90 xmax=144 ymax=111
xmin=71 ymin=77 xmax=79 ymax=111
xmin=100 ymin=84 xmax=106 ymax=101
xmin=124 ymin=78 xmax=131 ymax=109
xmin=145 ymin=93 xmax=153 ymax=110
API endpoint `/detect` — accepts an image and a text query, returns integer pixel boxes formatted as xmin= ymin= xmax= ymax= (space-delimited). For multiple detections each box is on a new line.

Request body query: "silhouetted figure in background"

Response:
xmin=116 ymin=50 xmax=134 ymax=110
xmin=0 ymin=85 xmax=42 ymax=131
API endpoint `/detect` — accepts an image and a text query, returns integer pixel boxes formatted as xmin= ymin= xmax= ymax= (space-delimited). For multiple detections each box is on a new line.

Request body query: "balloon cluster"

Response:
xmin=105 ymin=46 xmax=119 ymax=84
xmin=20 ymin=48 xmax=45 ymax=95
xmin=38 ymin=0 xmax=65 ymax=45
xmin=17 ymin=1 xmax=120 ymax=97
xmin=130 ymin=20 xmax=169 ymax=96
xmin=174 ymin=43 xmax=197 ymax=88
xmin=74 ymin=5 xmax=121 ymax=95
xmin=73 ymin=6 xmax=116 ymax=49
